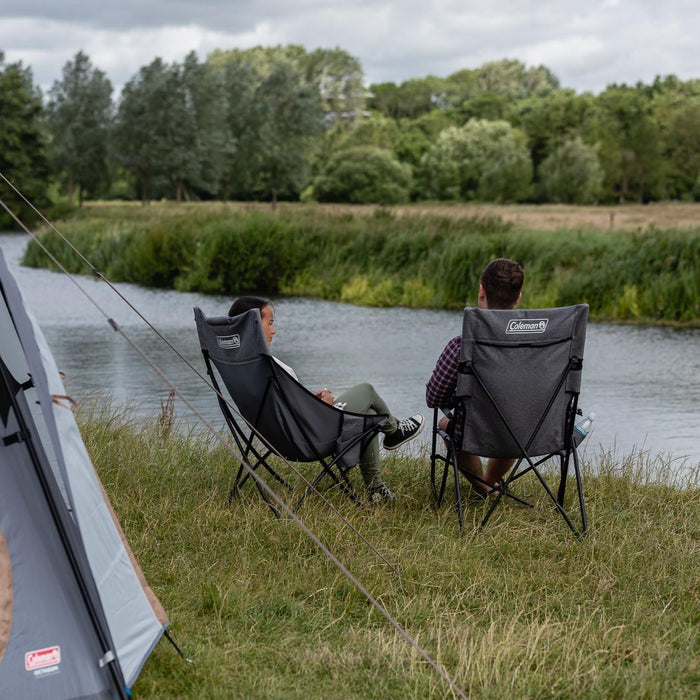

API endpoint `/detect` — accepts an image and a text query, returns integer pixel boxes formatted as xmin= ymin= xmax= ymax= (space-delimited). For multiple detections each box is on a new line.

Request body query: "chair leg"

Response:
xmin=557 ymin=455 xmax=567 ymax=506
xmin=572 ymin=448 xmax=588 ymax=536
xmin=452 ymin=451 xmax=464 ymax=534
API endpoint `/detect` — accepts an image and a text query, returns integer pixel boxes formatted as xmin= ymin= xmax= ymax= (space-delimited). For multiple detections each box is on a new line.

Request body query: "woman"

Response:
xmin=228 ymin=296 xmax=424 ymax=503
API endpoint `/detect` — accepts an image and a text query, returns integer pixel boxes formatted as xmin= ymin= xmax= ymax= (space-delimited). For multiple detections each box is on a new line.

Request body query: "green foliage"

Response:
xmin=78 ymin=401 xmax=700 ymax=699
xmin=249 ymin=61 xmax=324 ymax=205
xmin=538 ymin=136 xmax=604 ymax=204
xmin=46 ymin=51 xmax=113 ymax=205
xmin=313 ymin=146 xmax=413 ymax=204
xmin=419 ymin=119 xmax=533 ymax=202
xmin=24 ymin=204 xmax=700 ymax=324
xmin=0 ymin=52 xmax=50 ymax=229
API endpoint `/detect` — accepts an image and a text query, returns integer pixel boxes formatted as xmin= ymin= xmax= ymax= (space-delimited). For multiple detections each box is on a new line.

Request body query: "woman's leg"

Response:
xmin=336 ymin=383 xmax=396 ymax=489
xmin=336 ymin=383 xmax=397 ymax=433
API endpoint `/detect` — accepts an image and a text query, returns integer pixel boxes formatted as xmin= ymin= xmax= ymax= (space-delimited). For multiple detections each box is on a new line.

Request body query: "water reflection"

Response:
xmin=2 ymin=233 xmax=698 ymax=470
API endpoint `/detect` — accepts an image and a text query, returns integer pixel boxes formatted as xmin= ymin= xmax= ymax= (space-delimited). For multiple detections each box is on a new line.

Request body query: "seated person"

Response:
xmin=425 ymin=258 xmax=524 ymax=497
xmin=229 ymin=296 xmax=425 ymax=503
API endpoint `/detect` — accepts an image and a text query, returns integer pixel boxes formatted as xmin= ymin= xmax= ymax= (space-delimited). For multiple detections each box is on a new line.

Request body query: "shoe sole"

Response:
xmin=383 ymin=419 xmax=425 ymax=450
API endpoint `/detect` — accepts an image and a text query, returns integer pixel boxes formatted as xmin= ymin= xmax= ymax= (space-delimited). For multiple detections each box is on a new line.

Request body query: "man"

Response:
xmin=425 ymin=258 xmax=524 ymax=496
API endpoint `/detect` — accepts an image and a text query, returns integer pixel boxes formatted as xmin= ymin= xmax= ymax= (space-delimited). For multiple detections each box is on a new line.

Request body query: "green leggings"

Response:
xmin=336 ymin=383 xmax=398 ymax=489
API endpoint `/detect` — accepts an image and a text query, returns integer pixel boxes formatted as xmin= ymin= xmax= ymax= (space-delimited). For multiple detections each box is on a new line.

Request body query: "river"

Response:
xmin=1 ymin=233 xmax=698 ymax=473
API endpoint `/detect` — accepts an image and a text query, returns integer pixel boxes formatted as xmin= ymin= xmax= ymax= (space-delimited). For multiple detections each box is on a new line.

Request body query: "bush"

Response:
xmin=313 ymin=146 xmax=413 ymax=204
xmin=419 ymin=119 xmax=533 ymax=202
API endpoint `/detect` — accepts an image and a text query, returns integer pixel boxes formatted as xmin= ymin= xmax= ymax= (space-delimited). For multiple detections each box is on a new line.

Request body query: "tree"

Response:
xmin=313 ymin=146 xmax=412 ymax=204
xmin=171 ymin=52 xmax=227 ymax=201
xmin=248 ymin=61 xmax=324 ymax=207
xmin=46 ymin=51 xmax=113 ymax=205
xmin=508 ymin=89 xmax=596 ymax=172
xmin=114 ymin=59 xmax=174 ymax=203
xmin=210 ymin=45 xmax=365 ymax=128
xmin=477 ymin=59 xmax=559 ymax=100
xmin=0 ymin=52 xmax=49 ymax=228
xmin=662 ymin=101 xmax=700 ymax=199
xmin=538 ymin=136 xmax=604 ymax=203
xmin=588 ymin=85 xmax=665 ymax=202
xmin=304 ymin=47 xmax=365 ymax=127
xmin=368 ymin=76 xmax=448 ymax=118
xmin=419 ymin=119 xmax=532 ymax=201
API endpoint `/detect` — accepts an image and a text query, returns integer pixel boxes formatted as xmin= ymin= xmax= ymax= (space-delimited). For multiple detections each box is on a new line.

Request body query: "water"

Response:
xmin=2 ymin=233 xmax=698 ymax=471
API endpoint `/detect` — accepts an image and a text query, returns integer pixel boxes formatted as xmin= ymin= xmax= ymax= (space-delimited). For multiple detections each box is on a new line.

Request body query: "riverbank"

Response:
xmin=82 ymin=401 xmax=699 ymax=699
xmin=23 ymin=201 xmax=700 ymax=325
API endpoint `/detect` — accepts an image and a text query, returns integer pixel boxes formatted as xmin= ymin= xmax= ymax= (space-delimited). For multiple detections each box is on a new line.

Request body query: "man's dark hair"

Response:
xmin=480 ymin=258 xmax=524 ymax=309
xmin=228 ymin=296 xmax=270 ymax=317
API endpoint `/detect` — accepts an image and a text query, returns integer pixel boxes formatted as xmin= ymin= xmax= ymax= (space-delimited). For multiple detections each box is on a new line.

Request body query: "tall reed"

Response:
xmin=24 ymin=205 xmax=700 ymax=324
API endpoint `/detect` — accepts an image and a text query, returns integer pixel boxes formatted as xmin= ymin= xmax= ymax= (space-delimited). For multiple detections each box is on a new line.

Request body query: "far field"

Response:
xmin=84 ymin=199 xmax=700 ymax=231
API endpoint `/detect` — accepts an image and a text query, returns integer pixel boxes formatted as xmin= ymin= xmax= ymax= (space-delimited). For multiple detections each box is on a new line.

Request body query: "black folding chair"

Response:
xmin=430 ymin=304 xmax=589 ymax=538
xmin=194 ymin=308 xmax=387 ymax=516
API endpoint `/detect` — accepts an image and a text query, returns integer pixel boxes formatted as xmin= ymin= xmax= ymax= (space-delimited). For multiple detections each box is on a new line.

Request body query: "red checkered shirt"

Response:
xmin=425 ymin=335 xmax=465 ymax=446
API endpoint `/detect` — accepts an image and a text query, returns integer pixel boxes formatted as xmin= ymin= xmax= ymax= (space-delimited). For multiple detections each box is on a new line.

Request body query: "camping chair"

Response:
xmin=194 ymin=307 xmax=388 ymax=516
xmin=430 ymin=304 xmax=589 ymax=538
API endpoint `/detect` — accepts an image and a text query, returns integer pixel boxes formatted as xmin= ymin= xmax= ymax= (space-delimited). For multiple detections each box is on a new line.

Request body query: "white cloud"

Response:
xmin=1 ymin=0 xmax=699 ymax=96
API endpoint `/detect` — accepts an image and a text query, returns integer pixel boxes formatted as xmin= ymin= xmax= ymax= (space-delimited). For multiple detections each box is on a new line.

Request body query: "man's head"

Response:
xmin=478 ymin=258 xmax=523 ymax=310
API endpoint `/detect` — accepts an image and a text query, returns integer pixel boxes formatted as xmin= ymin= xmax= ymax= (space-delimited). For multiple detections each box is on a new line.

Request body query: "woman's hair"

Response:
xmin=227 ymin=296 xmax=270 ymax=317
xmin=479 ymin=258 xmax=524 ymax=309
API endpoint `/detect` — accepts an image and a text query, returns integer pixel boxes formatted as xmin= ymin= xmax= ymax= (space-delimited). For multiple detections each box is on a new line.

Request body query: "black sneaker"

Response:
xmin=368 ymin=483 xmax=396 ymax=504
xmin=383 ymin=414 xmax=425 ymax=450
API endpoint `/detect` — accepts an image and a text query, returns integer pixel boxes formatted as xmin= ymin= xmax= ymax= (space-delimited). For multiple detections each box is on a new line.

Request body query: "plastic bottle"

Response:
xmin=572 ymin=412 xmax=596 ymax=447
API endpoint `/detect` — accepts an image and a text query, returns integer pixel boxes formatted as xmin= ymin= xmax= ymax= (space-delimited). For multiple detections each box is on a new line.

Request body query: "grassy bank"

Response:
xmin=24 ymin=202 xmax=700 ymax=325
xmin=80 ymin=400 xmax=699 ymax=699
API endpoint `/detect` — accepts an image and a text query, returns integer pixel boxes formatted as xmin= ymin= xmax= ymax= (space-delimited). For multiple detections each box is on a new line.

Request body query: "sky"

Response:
xmin=2 ymin=0 xmax=699 ymax=98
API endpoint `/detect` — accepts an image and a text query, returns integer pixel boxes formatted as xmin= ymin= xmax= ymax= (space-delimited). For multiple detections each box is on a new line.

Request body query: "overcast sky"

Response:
xmin=2 ymin=0 xmax=699 ymax=97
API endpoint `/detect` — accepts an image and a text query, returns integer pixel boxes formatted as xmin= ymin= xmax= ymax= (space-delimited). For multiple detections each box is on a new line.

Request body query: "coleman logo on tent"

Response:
xmin=25 ymin=646 xmax=61 ymax=672
xmin=505 ymin=319 xmax=549 ymax=334
xmin=217 ymin=334 xmax=240 ymax=349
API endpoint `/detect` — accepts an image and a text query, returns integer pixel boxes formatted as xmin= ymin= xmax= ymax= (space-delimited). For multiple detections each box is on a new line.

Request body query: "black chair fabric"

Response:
xmin=431 ymin=304 xmax=589 ymax=537
xmin=194 ymin=307 xmax=387 ymax=512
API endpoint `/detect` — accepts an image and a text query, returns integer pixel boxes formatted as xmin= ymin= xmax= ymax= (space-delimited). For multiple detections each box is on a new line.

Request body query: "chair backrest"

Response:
xmin=455 ymin=304 xmax=588 ymax=458
xmin=194 ymin=307 xmax=383 ymax=466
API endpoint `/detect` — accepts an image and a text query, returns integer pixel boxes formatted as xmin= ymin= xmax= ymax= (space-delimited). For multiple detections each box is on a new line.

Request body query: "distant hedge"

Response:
xmin=24 ymin=206 xmax=700 ymax=325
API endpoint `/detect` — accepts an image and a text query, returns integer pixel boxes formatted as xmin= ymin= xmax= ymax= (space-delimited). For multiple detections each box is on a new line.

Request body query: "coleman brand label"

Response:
xmin=505 ymin=319 xmax=549 ymax=334
xmin=25 ymin=646 xmax=61 ymax=672
xmin=216 ymin=334 xmax=240 ymax=349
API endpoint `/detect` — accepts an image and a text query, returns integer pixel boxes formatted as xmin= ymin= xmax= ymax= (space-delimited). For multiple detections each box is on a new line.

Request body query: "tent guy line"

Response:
xmin=0 ymin=174 xmax=469 ymax=700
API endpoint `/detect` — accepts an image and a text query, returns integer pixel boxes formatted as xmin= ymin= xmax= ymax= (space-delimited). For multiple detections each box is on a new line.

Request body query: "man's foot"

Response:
xmin=383 ymin=414 xmax=425 ymax=450
xmin=368 ymin=483 xmax=396 ymax=504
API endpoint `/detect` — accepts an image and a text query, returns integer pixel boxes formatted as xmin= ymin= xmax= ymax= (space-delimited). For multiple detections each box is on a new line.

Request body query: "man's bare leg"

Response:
xmin=484 ymin=458 xmax=516 ymax=486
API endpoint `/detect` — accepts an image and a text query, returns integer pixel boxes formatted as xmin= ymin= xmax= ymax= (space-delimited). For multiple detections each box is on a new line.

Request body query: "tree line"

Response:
xmin=1 ymin=46 xmax=700 ymax=225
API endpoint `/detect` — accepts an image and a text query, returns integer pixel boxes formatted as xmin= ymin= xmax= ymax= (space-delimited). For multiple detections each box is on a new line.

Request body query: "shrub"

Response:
xmin=313 ymin=146 xmax=413 ymax=204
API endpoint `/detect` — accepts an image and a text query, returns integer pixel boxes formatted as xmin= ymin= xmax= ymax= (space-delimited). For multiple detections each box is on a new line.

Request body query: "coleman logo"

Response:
xmin=25 ymin=646 xmax=61 ymax=671
xmin=216 ymin=334 xmax=240 ymax=349
xmin=505 ymin=319 xmax=549 ymax=334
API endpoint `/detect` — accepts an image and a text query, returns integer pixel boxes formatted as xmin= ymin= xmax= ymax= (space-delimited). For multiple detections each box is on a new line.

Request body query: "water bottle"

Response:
xmin=572 ymin=412 xmax=596 ymax=447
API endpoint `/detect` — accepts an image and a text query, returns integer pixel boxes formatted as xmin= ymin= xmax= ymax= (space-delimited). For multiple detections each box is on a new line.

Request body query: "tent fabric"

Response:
xmin=0 ymin=247 xmax=167 ymax=696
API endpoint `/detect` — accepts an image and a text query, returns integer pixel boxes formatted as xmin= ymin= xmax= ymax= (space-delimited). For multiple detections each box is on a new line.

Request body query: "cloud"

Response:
xmin=1 ymin=0 xmax=699 ymax=96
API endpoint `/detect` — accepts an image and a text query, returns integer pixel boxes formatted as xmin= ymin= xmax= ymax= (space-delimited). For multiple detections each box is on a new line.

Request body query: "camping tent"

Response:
xmin=0 ymin=247 xmax=168 ymax=699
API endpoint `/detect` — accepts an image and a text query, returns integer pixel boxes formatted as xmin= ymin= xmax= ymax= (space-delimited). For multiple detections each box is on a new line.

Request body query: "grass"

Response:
xmin=78 ymin=399 xmax=700 ymax=699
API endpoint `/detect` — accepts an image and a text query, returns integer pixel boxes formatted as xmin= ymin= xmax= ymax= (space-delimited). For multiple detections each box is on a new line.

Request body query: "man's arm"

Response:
xmin=425 ymin=336 xmax=461 ymax=409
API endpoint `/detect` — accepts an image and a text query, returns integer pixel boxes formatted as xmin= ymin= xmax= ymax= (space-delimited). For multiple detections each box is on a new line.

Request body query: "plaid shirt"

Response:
xmin=425 ymin=335 xmax=465 ymax=446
